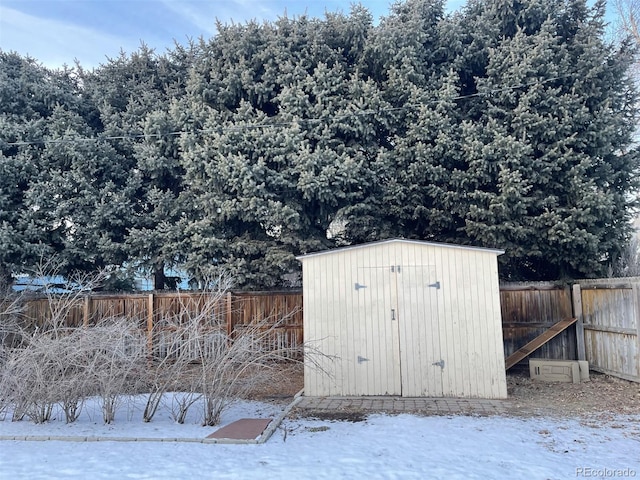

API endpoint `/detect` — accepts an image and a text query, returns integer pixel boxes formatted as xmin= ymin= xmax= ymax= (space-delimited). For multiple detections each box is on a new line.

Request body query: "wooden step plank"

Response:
xmin=206 ymin=418 xmax=273 ymax=440
xmin=505 ymin=318 xmax=577 ymax=370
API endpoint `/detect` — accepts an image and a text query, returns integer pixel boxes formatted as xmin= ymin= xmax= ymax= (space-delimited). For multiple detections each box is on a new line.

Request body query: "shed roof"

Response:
xmin=296 ymin=238 xmax=504 ymax=261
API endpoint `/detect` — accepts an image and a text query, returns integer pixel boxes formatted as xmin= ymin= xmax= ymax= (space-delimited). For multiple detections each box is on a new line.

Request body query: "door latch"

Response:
xmin=432 ymin=359 xmax=445 ymax=370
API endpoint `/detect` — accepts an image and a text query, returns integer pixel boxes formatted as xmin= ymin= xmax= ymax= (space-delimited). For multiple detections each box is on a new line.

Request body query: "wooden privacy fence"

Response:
xmin=501 ymin=279 xmax=640 ymax=383
xmin=16 ymin=291 xmax=304 ymax=360
xmin=573 ymin=279 xmax=640 ymax=383
xmin=500 ymin=282 xmax=576 ymax=365
xmin=10 ymin=280 xmax=640 ymax=382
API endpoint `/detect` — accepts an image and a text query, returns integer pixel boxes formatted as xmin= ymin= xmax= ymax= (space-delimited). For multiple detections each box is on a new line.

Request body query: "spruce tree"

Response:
xmin=181 ymin=9 xmax=382 ymax=288
xmin=456 ymin=0 xmax=639 ymax=279
xmin=82 ymin=44 xmax=195 ymax=288
xmin=0 ymin=52 xmax=88 ymax=282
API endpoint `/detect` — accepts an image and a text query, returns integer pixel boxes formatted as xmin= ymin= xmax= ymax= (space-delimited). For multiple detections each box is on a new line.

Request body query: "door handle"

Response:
xmin=391 ymin=309 xmax=396 ymax=321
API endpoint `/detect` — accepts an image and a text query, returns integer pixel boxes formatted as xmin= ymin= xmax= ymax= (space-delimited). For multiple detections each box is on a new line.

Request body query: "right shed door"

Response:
xmin=396 ymin=265 xmax=444 ymax=397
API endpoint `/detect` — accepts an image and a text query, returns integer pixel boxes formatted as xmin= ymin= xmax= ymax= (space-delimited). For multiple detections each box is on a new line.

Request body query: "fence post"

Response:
xmin=571 ymin=283 xmax=586 ymax=361
xmin=633 ymin=282 xmax=640 ymax=378
xmin=225 ymin=292 xmax=233 ymax=337
xmin=83 ymin=295 xmax=91 ymax=327
xmin=147 ymin=293 xmax=154 ymax=355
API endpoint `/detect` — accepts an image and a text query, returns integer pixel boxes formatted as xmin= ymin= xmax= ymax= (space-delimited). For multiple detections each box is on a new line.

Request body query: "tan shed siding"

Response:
xmin=460 ymin=249 xmax=478 ymax=396
xmin=338 ymin=248 xmax=354 ymax=395
xmin=439 ymin=246 xmax=457 ymax=396
xmin=395 ymin=242 xmax=440 ymax=397
xmin=302 ymin=239 xmax=506 ymax=398
xmin=351 ymin=243 xmax=402 ymax=395
xmin=469 ymin=252 xmax=487 ymax=397
xmin=479 ymin=251 xmax=506 ymax=398
xmin=435 ymin=247 xmax=506 ymax=399
xmin=304 ymin=243 xmax=404 ymax=396
xmin=332 ymin=248 xmax=358 ymax=395
xmin=484 ymin=253 xmax=507 ymax=398
xmin=302 ymin=254 xmax=320 ymax=396
xmin=440 ymin=245 xmax=462 ymax=397
xmin=303 ymin=250 xmax=343 ymax=396
xmin=331 ymin=250 xmax=348 ymax=396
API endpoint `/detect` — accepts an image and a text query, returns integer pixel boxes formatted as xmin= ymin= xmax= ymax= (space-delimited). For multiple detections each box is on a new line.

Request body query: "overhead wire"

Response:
xmin=4 ymin=75 xmax=569 ymax=147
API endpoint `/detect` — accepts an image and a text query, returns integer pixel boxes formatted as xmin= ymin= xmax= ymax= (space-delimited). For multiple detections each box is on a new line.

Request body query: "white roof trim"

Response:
xmin=296 ymin=238 xmax=504 ymax=260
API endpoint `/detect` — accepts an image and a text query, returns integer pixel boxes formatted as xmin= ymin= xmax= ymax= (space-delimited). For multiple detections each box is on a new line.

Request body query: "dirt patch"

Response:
xmin=506 ymin=370 xmax=640 ymax=419
xmin=247 ymin=363 xmax=640 ymax=420
xmin=243 ymin=362 xmax=304 ymax=403
xmin=300 ymin=410 xmax=368 ymax=423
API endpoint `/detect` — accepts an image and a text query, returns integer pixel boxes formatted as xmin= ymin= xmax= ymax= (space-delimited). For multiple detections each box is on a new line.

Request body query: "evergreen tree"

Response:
xmin=181 ymin=9 xmax=383 ymax=288
xmin=344 ymin=0 xmax=638 ymax=281
xmin=0 ymin=52 xmax=88 ymax=282
xmin=26 ymin=106 xmax=135 ymax=275
xmin=82 ymin=44 xmax=196 ymax=288
xmin=456 ymin=0 xmax=639 ymax=279
xmin=2 ymin=0 xmax=637 ymax=287
xmin=341 ymin=0 xmax=461 ymax=242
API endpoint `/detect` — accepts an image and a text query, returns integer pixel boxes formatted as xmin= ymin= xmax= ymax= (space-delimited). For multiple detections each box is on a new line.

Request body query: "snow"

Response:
xmin=1 ymin=395 xmax=639 ymax=480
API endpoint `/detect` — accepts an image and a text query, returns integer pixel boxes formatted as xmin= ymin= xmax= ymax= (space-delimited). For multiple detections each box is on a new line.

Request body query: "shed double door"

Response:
xmin=353 ymin=265 xmax=442 ymax=396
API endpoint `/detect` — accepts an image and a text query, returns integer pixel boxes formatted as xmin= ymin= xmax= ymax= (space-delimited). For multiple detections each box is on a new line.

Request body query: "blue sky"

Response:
xmin=0 ymin=0 xmax=466 ymax=70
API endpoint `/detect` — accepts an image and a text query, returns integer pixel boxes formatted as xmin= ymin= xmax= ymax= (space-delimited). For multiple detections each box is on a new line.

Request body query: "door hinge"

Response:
xmin=357 ymin=355 xmax=369 ymax=364
xmin=354 ymin=282 xmax=367 ymax=291
xmin=428 ymin=281 xmax=441 ymax=290
xmin=432 ymin=359 xmax=445 ymax=370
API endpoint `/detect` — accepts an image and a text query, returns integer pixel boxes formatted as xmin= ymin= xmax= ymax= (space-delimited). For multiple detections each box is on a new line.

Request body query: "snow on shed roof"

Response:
xmin=296 ymin=238 xmax=504 ymax=261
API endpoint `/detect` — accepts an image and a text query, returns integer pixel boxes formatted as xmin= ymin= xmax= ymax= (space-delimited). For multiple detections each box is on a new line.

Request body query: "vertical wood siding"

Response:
xmin=301 ymin=240 xmax=507 ymax=399
xmin=500 ymin=284 xmax=575 ymax=365
xmin=15 ymin=291 xmax=303 ymax=360
xmin=577 ymin=279 xmax=640 ymax=382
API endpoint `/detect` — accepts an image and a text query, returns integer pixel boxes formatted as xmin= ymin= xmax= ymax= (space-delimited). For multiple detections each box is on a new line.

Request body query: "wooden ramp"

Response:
xmin=206 ymin=418 xmax=273 ymax=441
xmin=505 ymin=318 xmax=577 ymax=370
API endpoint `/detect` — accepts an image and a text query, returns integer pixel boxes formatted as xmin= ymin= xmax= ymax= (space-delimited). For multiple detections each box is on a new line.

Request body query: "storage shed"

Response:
xmin=297 ymin=239 xmax=507 ymax=399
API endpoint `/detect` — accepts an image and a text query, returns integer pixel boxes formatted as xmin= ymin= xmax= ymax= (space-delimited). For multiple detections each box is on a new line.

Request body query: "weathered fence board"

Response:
xmin=8 ymin=279 xmax=640 ymax=383
xmin=500 ymin=282 xmax=575 ymax=367
xmin=15 ymin=291 xmax=303 ymax=359
xmin=576 ymin=279 xmax=640 ymax=383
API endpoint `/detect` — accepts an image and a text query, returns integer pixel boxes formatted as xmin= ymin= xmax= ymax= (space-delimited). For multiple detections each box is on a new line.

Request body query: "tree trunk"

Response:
xmin=0 ymin=265 xmax=13 ymax=289
xmin=153 ymin=263 xmax=166 ymax=290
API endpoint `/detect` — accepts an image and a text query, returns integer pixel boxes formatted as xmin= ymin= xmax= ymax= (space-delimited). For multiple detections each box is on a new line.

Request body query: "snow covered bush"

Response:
xmin=143 ymin=276 xmax=303 ymax=426
xmin=0 ymin=267 xmax=304 ymax=427
xmin=0 ymin=266 xmax=146 ymax=424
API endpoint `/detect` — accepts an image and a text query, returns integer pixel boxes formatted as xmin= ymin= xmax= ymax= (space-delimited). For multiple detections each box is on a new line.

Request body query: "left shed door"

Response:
xmin=349 ymin=266 xmax=402 ymax=395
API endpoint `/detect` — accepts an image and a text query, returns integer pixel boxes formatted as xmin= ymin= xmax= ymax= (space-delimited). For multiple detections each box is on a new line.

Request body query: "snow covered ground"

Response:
xmin=0 ymin=395 xmax=639 ymax=480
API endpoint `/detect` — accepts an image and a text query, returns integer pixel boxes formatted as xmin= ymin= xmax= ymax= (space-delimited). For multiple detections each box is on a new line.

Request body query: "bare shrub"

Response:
xmin=145 ymin=275 xmax=230 ymax=424
xmin=85 ymin=317 xmax=147 ymax=424
xmin=0 ymin=263 xmax=146 ymax=424
xmin=1 ymin=264 xmax=310 ymax=428
xmin=3 ymin=329 xmax=91 ymax=423
xmin=0 ymin=285 xmax=26 ymax=418
xmin=143 ymin=273 xmax=305 ymax=426
xmin=195 ymin=311 xmax=303 ymax=426
xmin=0 ymin=271 xmax=90 ymax=423
xmin=143 ymin=275 xmax=230 ymax=423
